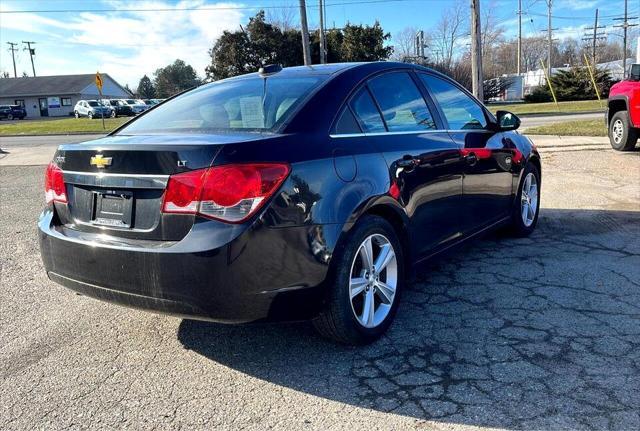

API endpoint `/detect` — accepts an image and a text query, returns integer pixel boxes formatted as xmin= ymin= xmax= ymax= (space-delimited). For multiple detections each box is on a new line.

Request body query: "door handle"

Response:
xmin=463 ymin=152 xmax=478 ymax=166
xmin=397 ymin=156 xmax=419 ymax=169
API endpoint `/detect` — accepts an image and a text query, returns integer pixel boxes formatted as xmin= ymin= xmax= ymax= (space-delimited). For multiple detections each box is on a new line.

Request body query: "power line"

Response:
xmin=0 ymin=0 xmax=429 ymax=14
xmin=613 ymin=0 xmax=638 ymax=79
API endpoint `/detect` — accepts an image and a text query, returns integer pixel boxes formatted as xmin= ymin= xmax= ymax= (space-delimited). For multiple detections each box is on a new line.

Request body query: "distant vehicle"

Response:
xmin=0 ymin=104 xmax=27 ymax=120
xmin=122 ymin=99 xmax=149 ymax=115
xmin=142 ymin=99 xmax=162 ymax=106
xmin=74 ymin=100 xmax=113 ymax=119
xmin=101 ymin=99 xmax=134 ymax=117
xmin=607 ymin=63 xmax=639 ymax=151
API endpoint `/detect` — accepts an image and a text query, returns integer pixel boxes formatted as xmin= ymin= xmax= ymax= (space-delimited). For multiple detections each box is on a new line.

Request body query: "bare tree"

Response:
xmin=266 ymin=1 xmax=298 ymax=31
xmin=392 ymin=26 xmax=419 ymax=61
xmin=428 ymin=0 xmax=468 ymax=69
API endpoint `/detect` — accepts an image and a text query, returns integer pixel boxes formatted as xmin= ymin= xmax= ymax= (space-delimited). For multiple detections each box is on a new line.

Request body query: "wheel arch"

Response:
xmin=607 ymin=96 xmax=628 ymax=125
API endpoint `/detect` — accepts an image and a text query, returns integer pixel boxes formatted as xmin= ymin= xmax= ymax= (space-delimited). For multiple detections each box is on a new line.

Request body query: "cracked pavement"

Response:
xmin=1 ymin=135 xmax=639 ymax=430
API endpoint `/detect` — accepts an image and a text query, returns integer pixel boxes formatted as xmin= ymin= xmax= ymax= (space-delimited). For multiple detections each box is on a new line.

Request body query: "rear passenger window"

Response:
xmin=349 ymin=88 xmax=385 ymax=133
xmin=419 ymin=74 xmax=487 ymax=130
xmin=367 ymin=72 xmax=436 ymax=132
xmin=333 ymin=107 xmax=361 ymax=134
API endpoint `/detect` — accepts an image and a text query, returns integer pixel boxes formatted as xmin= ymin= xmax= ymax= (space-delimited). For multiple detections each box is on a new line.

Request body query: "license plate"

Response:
xmin=92 ymin=190 xmax=133 ymax=228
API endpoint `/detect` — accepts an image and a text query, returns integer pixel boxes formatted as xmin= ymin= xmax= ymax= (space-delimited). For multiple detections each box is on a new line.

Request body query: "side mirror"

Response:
xmin=496 ymin=110 xmax=521 ymax=131
xmin=630 ymin=64 xmax=640 ymax=81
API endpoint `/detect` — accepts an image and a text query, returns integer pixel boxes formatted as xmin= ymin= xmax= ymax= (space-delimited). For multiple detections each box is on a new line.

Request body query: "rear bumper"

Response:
xmin=38 ymin=209 xmax=342 ymax=323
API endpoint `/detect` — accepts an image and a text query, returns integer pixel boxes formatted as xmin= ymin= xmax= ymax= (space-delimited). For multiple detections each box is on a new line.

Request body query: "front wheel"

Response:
xmin=7 ymin=114 xmax=13 ymax=120
xmin=506 ymin=163 xmax=541 ymax=237
xmin=74 ymin=111 xmax=79 ymax=119
xmin=609 ymin=111 xmax=638 ymax=151
xmin=110 ymin=110 xmax=116 ymax=118
xmin=313 ymin=215 xmax=404 ymax=345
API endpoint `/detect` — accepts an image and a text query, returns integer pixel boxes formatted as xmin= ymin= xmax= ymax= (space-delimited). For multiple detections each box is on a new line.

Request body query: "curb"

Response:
xmin=0 ymin=132 xmax=108 ymax=138
xmin=516 ymin=110 xmax=605 ymax=118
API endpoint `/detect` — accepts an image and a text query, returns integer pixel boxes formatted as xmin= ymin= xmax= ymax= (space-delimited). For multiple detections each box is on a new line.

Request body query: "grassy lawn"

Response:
xmin=525 ymin=119 xmax=607 ymax=137
xmin=0 ymin=117 xmax=130 ymax=135
xmin=489 ymin=99 xmax=605 ymax=116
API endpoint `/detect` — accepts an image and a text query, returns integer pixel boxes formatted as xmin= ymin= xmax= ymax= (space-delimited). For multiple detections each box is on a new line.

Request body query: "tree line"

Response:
xmin=133 ymin=11 xmax=392 ymax=98
xmin=133 ymin=3 xmax=637 ymax=101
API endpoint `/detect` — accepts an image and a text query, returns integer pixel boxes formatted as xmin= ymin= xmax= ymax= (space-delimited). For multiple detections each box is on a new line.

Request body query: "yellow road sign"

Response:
xmin=95 ymin=72 xmax=103 ymax=93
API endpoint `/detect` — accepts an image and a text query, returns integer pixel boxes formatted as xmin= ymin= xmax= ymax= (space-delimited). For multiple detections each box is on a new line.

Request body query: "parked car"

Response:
xmin=39 ymin=62 xmax=541 ymax=345
xmin=122 ymin=99 xmax=149 ymax=115
xmin=101 ymin=99 xmax=134 ymax=117
xmin=0 ymin=104 xmax=27 ymax=120
xmin=142 ymin=99 xmax=159 ymax=106
xmin=607 ymin=63 xmax=640 ymax=151
xmin=74 ymin=100 xmax=113 ymax=119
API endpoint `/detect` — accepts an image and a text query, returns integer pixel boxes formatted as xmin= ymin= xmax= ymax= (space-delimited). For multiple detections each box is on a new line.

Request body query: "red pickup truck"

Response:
xmin=607 ymin=64 xmax=640 ymax=151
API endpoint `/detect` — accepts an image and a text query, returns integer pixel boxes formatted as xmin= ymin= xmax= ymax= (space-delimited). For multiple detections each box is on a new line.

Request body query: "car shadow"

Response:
xmin=177 ymin=208 xmax=640 ymax=429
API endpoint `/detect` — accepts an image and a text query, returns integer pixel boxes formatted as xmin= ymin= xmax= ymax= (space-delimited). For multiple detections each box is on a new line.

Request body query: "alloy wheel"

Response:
xmin=520 ymin=172 xmax=538 ymax=227
xmin=349 ymin=234 xmax=398 ymax=328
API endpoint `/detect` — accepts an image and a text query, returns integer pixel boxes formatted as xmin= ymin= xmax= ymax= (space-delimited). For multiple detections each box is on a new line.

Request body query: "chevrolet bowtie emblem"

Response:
xmin=90 ymin=154 xmax=112 ymax=168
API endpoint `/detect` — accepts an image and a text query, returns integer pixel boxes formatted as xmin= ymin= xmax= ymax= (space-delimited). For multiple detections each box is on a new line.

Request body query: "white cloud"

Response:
xmin=65 ymin=1 xmax=246 ymax=85
xmin=1 ymin=1 xmax=246 ymax=86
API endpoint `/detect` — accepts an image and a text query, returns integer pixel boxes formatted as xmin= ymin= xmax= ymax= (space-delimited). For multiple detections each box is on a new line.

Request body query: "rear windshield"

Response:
xmin=117 ymin=74 xmax=326 ymax=134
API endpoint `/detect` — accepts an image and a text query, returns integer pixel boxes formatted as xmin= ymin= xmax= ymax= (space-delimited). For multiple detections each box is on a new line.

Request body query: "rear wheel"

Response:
xmin=609 ymin=111 xmax=638 ymax=151
xmin=110 ymin=110 xmax=116 ymax=118
xmin=507 ymin=163 xmax=540 ymax=237
xmin=313 ymin=215 xmax=404 ymax=345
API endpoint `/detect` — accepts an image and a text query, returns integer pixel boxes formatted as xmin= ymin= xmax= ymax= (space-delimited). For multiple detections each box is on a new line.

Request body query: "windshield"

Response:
xmin=117 ymin=74 xmax=326 ymax=135
xmin=88 ymin=101 xmax=99 ymax=107
xmin=125 ymin=99 xmax=136 ymax=104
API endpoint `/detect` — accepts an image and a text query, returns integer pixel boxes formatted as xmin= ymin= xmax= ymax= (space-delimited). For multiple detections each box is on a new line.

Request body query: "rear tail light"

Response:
xmin=162 ymin=163 xmax=290 ymax=223
xmin=44 ymin=162 xmax=67 ymax=204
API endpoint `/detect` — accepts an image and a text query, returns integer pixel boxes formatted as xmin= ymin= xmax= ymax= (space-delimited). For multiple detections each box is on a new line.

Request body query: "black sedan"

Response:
xmin=39 ymin=62 xmax=541 ymax=345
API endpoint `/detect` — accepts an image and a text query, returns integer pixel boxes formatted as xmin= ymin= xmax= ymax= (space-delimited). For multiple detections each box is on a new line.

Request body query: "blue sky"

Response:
xmin=0 ymin=0 xmax=637 ymax=87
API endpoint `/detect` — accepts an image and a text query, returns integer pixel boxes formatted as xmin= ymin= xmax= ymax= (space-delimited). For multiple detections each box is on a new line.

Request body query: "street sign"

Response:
xmin=95 ymin=71 xmax=105 ymax=130
xmin=95 ymin=72 xmax=103 ymax=94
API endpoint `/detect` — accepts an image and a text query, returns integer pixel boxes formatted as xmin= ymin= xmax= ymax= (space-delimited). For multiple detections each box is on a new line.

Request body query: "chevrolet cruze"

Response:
xmin=39 ymin=62 xmax=541 ymax=344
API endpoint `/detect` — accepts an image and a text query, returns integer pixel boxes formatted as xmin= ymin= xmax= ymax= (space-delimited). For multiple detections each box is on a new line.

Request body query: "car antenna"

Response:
xmin=258 ymin=64 xmax=282 ymax=127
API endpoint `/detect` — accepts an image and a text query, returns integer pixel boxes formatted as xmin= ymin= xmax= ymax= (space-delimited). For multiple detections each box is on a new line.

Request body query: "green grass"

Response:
xmin=524 ymin=119 xmax=607 ymax=137
xmin=489 ymin=99 xmax=605 ymax=116
xmin=0 ymin=117 xmax=129 ymax=135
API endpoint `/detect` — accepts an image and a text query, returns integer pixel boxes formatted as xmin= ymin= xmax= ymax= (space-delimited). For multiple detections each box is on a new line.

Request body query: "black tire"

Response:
xmin=506 ymin=163 xmax=541 ymax=237
xmin=74 ymin=111 xmax=80 ymax=119
xmin=88 ymin=112 xmax=93 ymax=119
xmin=7 ymin=114 xmax=13 ymax=121
xmin=312 ymin=215 xmax=405 ymax=345
xmin=609 ymin=111 xmax=638 ymax=151
xmin=110 ymin=110 xmax=116 ymax=118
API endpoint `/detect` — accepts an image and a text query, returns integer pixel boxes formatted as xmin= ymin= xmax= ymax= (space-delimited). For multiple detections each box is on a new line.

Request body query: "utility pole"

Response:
xmin=22 ymin=41 xmax=36 ymax=76
xmin=547 ymin=0 xmax=552 ymax=76
xmin=470 ymin=0 xmax=483 ymax=101
xmin=318 ymin=0 xmax=326 ymax=64
xmin=583 ymin=10 xmax=605 ymax=67
xmin=517 ymin=0 xmax=522 ymax=75
xmin=299 ymin=0 xmax=312 ymax=66
xmin=614 ymin=0 xmax=638 ymax=79
xmin=7 ymin=42 xmax=18 ymax=78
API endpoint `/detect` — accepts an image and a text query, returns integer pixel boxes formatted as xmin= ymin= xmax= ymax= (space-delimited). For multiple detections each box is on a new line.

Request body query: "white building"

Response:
xmin=0 ymin=74 xmax=130 ymax=118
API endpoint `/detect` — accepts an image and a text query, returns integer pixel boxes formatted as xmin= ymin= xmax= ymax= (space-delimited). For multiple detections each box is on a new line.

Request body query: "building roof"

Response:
xmin=0 ymin=73 xmax=125 ymax=97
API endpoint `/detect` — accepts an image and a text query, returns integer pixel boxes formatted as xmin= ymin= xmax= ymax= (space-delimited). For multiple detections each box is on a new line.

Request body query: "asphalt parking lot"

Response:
xmin=1 ymin=135 xmax=639 ymax=430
